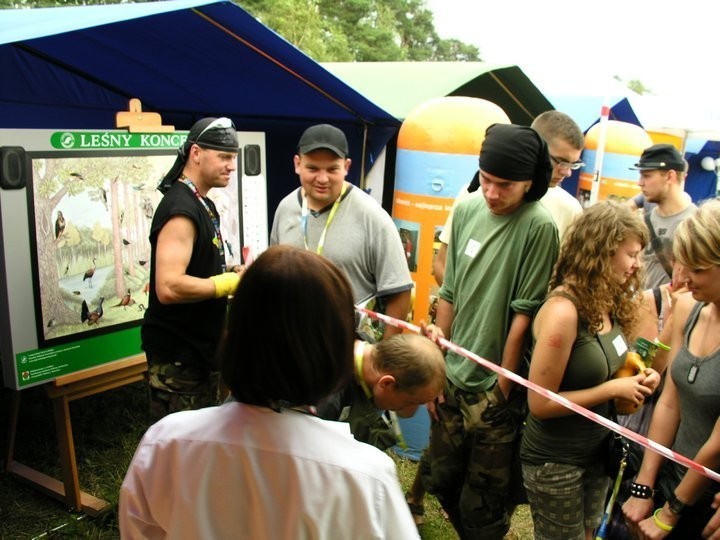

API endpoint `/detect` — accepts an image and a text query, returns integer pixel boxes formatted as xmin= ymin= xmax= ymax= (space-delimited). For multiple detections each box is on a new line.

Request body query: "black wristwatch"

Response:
xmin=667 ymin=493 xmax=687 ymax=515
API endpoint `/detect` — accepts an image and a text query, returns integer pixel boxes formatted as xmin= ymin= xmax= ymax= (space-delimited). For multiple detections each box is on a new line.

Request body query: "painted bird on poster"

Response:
xmin=83 ymin=257 xmax=97 ymax=288
xmin=99 ymin=187 xmax=108 ymax=211
xmin=114 ymin=289 xmax=132 ymax=308
xmin=141 ymin=198 xmax=154 ymax=219
xmin=81 ymin=296 xmax=104 ymax=325
xmin=224 ymin=240 xmax=234 ymax=258
xmin=54 ymin=211 xmax=66 ymax=239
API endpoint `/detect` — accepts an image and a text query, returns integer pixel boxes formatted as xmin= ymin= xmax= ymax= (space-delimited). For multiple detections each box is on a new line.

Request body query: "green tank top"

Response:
xmin=520 ymin=291 xmax=628 ymax=467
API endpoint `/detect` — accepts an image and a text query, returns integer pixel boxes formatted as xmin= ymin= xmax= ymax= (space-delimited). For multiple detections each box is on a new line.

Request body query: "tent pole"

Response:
xmin=590 ymin=97 xmax=610 ymax=205
xmin=360 ymin=124 xmax=368 ymax=190
xmin=193 ymin=8 xmax=367 ymax=124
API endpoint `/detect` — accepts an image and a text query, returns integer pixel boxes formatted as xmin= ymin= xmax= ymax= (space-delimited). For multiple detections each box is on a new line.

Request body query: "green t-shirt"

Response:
xmin=439 ymin=197 xmax=559 ymax=392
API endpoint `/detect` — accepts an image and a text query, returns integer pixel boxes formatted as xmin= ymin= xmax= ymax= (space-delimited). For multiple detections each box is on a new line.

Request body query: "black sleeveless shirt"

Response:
xmin=141 ymin=181 xmax=227 ymax=369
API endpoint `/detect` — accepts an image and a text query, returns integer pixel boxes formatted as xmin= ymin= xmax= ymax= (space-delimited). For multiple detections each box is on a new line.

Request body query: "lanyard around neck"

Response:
xmin=354 ymin=341 xmax=408 ymax=450
xmin=179 ymin=176 xmax=226 ymax=271
xmin=354 ymin=340 xmax=373 ymax=399
xmin=301 ymin=182 xmax=348 ymax=255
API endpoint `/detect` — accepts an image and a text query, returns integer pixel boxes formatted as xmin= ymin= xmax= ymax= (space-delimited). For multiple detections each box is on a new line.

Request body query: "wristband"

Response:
xmin=630 ymin=482 xmax=654 ymax=499
xmin=667 ymin=493 xmax=687 ymax=515
xmin=210 ymin=272 xmax=240 ymax=298
xmin=653 ymin=508 xmax=674 ymax=532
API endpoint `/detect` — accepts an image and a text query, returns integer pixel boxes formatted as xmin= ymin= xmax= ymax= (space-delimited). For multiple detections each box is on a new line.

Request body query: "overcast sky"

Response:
xmin=426 ymin=0 xmax=720 ymax=100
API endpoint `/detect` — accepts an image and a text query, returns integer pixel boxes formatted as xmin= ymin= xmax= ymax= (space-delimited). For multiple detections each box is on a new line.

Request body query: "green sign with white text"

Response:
xmin=50 ymin=131 xmax=188 ymax=150
xmin=15 ymin=327 xmax=143 ymax=387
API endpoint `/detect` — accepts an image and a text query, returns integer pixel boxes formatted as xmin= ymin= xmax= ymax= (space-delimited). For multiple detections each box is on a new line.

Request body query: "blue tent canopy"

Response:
xmin=548 ymin=95 xmax=642 ymax=133
xmin=685 ymin=140 xmax=720 ymax=202
xmin=0 ymin=0 xmax=400 ymax=213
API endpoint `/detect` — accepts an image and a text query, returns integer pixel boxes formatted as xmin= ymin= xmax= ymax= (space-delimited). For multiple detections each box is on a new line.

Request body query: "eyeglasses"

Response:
xmin=550 ymin=155 xmax=585 ymax=171
xmin=196 ymin=117 xmax=235 ymax=141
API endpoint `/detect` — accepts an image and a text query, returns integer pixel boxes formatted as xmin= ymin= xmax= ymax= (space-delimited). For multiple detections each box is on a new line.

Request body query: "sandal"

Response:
xmin=405 ymin=492 xmax=424 ymax=526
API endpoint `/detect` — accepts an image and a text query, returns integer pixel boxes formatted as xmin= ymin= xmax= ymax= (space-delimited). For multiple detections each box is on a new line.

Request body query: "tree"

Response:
xmin=245 ymin=0 xmax=351 ymax=61
xmin=0 ymin=0 xmax=149 ymax=7
xmin=240 ymin=0 xmax=481 ymax=62
xmin=627 ymin=79 xmax=652 ymax=96
xmin=614 ymin=74 xmax=653 ymax=96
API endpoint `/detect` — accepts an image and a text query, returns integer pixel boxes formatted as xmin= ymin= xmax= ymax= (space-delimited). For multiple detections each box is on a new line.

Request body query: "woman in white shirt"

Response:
xmin=120 ymin=244 xmax=418 ymax=540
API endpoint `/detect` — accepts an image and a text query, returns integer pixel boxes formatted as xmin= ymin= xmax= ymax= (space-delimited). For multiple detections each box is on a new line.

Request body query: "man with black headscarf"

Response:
xmin=142 ymin=117 xmax=244 ymax=420
xmin=420 ymin=124 xmax=559 ymax=539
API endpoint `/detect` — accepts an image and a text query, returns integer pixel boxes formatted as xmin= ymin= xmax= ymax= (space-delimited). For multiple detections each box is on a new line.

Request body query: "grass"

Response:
xmin=0 ymin=382 xmax=535 ymax=539
xmin=1 ymin=382 xmax=149 ymax=539
xmin=390 ymin=454 xmax=535 ymax=540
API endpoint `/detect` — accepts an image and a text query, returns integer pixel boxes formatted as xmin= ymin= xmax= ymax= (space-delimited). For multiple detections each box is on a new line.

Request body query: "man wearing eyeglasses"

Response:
xmin=533 ymin=111 xmax=585 ymax=240
xmin=142 ymin=117 xmax=244 ymax=420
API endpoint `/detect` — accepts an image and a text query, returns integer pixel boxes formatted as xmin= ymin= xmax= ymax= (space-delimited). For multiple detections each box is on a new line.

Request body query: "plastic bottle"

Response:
xmin=613 ymin=350 xmax=646 ymax=415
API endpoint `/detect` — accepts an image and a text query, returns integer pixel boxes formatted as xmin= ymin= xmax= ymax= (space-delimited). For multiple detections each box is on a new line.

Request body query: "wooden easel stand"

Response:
xmin=5 ymin=355 xmax=147 ymax=516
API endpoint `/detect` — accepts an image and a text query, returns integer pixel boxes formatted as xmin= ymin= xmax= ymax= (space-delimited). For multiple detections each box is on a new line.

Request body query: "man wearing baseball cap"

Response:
xmin=142 ymin=117 xmax=244 ymax=420
xmin=421 ymin=123 xmax=559 ymax=539
xmin=631 ymin=143 xmax=695 ymax=289
xmin=270 ymin=124 xmax=413 ymax=340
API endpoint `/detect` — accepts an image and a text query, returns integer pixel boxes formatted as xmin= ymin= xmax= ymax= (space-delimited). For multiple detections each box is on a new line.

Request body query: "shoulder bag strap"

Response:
xmin=644 ymin=212 xmax=674 ymax=278
xmin=652 ymin=287 xmax=663 ymax=318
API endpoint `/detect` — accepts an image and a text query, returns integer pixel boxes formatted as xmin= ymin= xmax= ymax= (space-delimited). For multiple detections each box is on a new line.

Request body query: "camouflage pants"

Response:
xmin=145 ymin=354 xmax=221 ymax=422
xmin=420 ymin=379 xmax=525 ymax=540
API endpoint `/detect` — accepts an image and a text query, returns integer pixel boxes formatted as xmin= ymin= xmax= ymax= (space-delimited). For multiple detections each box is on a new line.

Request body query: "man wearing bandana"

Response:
xmin=422 ymin=124 xmax=559 ymax=539
xmin=142 ymin=117 xmax=244 ymax=420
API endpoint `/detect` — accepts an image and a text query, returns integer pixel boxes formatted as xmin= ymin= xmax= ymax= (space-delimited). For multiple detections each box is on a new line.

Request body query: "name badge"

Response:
xmin=338 ymin=406 xmax=351 ymax=422
xmin=464 ymin=239 xmax=481 ymax=258
xmin=612 ymin=334 xmax=628 ymax=357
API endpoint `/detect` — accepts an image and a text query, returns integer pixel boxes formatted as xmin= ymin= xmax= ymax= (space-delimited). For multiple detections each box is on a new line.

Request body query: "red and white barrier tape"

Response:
xmin=358 ymin=306 xmax=720 ymax=484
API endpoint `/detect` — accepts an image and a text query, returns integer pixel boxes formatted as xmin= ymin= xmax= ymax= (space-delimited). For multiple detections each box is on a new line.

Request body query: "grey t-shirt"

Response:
xmin=270 ymin=184 xmax=413 ymax=303
xmin=643 ymin=204 xmax=696 ymax=289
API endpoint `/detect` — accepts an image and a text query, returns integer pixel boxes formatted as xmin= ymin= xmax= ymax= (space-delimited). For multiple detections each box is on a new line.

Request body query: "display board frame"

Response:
xmin=0 ymin=128 xmax=267 ymax=389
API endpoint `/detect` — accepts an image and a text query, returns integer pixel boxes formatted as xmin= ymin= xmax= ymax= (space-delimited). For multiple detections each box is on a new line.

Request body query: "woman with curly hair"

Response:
xmin=520 ymin=200 xmax=661 ymax=540
xmin=623 ymin=198 xmax=720 ymax=539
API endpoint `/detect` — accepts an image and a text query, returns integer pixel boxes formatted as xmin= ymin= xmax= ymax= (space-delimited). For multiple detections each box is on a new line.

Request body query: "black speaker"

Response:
xmin=243 ymin=144 xmax=262 ymax=176
xmin=0 ymin=146 xmax=27 ymax=190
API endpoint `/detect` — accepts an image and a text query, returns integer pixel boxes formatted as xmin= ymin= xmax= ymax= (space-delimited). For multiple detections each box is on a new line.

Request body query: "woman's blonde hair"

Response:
xmin=674 ymin=198 xmax=720 ymax=271
xmin=549 ymin=200 xmax=648 ymax=335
